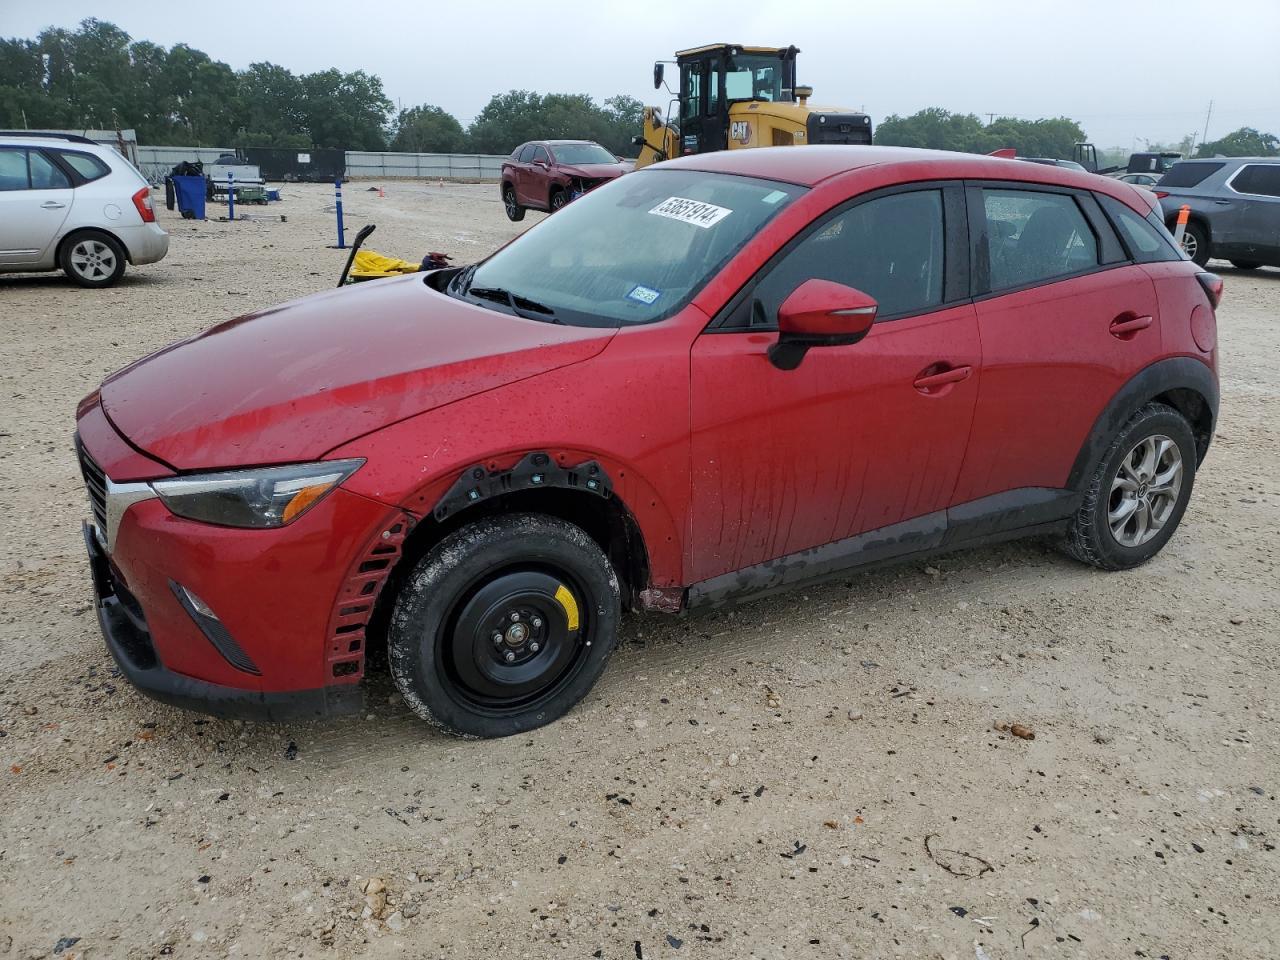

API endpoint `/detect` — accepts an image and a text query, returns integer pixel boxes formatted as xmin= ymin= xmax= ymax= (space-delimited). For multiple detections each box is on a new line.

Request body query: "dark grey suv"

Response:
xmin=1155 ymin=157 xmax=1280 ymax=269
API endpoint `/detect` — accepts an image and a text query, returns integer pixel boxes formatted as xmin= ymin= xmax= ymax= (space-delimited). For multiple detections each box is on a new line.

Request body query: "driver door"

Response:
xmin=688 ymin=185 xmax=981 ymax=590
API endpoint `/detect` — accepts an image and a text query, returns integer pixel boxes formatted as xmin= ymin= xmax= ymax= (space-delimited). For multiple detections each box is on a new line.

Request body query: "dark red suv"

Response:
xmin=501 ymin=139 xmax=627 ymax=220
xmin=77 ymin=147 xmax=1220 ymax=738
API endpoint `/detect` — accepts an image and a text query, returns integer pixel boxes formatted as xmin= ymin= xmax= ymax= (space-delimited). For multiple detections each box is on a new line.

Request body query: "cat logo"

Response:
xmin=731 ymin=120 xmax=751 ymax=144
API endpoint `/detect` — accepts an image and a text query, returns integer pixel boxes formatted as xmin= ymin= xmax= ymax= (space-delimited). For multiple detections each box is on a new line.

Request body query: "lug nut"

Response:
xmin=531 ymin=617 xmax=542 ymax=629
xmin=529 ymin=642 xmax=540 ymax=653
xmin=510 ymin=611 xmax=521 ymax=622
xmin=492 ymin=632 xmax=503 ymax=646
xmin=504 ymin=651 xmax=516 ymax=663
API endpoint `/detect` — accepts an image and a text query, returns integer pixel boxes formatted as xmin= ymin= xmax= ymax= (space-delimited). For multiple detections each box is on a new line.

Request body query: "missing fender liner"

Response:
xmin=433 ymin=452 xmax=613 ymax=522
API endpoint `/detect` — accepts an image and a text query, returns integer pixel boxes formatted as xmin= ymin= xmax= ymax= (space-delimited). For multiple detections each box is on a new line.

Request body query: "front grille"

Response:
xmin=76 ymin=436 xmax=109 ymax=532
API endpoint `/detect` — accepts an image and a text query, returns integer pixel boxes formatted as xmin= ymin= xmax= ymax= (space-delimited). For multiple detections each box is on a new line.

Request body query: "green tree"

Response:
xmin=1195 ymin=127 xmax=1279 ymax=157
xmin=875 ymin=108 xmax=1086 ymax=159
xmin=392 ymin=104 xmax=468 ymax=153
xmin=299 ymin=68 xmax=392 ymax=149
xmin=467 ymin=90 xmax=638 ymax=156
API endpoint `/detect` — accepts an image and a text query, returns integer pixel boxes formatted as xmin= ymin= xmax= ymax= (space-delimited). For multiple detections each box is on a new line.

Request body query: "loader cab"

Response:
xmin=657 ymin=44 xmax=800 ymax=157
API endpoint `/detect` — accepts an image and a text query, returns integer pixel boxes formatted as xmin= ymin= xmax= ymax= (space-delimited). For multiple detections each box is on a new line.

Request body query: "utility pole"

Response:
xmin=986 ymin=112 xmax=995 ymax=125
xmin=1201 ymin=100 xmax=1214 ymax=147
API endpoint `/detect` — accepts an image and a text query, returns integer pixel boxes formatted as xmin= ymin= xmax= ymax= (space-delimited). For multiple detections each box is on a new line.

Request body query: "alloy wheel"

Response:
xmin=70 ymin=239 xmax=118 ymax=282
xmin=1179 ymin=230 xmax=1197 ymax=261
xmin=1108 ymin=434 xmax=1184 ymax=547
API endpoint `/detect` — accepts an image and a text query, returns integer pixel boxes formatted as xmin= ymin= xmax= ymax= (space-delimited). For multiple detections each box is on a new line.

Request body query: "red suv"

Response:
xmin=501 ymin=139 xmax=627 ymax=220
xmin=77 ymin=147 xmax=1220 ymax=738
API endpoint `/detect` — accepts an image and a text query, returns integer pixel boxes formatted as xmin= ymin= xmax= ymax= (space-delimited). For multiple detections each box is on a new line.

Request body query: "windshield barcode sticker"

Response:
xmin=649 ymin=197 xmax=733 ymax=228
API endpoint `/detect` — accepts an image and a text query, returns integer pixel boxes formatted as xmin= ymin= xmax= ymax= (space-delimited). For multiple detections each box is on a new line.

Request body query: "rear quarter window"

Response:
xmin=57 ymin=150 xmax=111 ymax=183
xmin=1157 ymin=162 xmax=1225 ymax=188
xmin=1097 ymin=194 xmax=1182 ymax=263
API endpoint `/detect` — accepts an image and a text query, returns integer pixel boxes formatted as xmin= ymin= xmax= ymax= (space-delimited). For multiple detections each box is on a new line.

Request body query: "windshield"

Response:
xmin=553 ymin=143 xmax=616 ymax=165
xmin=451 ymin=169 xmax=804 ymax=327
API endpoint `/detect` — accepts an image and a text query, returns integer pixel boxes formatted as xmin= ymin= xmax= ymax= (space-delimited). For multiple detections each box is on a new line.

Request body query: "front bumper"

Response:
xmin=85 ymin=522 xmax=363 ymax=721
xmin=84 ymin=520 xmax=367 ymax=721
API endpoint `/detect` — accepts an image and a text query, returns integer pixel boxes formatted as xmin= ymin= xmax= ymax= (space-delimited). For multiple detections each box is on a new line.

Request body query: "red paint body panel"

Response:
xmin=952 ymin=266 xmax=1161 ymax=502
xmin=690 ymin=305 xmax=981 ymax=580
xmin=77 ymin=397 xmax=174 ymax=481
xmin=110 ymin=489 xmax=396 ymax=691
xmin=100 ymin=275 xmax=614 ymax=469
xmin=501 ymin=140 xmax=627 ymax=211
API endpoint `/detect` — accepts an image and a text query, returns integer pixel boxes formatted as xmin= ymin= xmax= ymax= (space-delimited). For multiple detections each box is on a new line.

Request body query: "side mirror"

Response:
xmin=768 ymin=279 xmax=877 ymax=370
xmin=653 ymin=62 xmax=665 ymax=90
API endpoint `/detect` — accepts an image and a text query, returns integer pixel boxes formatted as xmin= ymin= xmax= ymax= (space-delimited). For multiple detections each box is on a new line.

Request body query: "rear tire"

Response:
xmin=1178 ymin=221 xmax=1211 ymax=267
xmin=1061 ymin=403 xmax=1197 ymax=571
xmin=389 ymin=514 xmax=621 ymax=738
xmin=1230 ymin=260 xmax=1261 ymax=270
xmin=502 ymin=184 xmax=524 ymax=222
xmin=59 ymin=231 xmax=127 ymax=288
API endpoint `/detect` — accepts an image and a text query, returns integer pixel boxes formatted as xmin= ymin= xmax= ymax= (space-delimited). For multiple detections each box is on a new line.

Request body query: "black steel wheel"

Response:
xmin=390 ymin=514 xmax=620 ymax=737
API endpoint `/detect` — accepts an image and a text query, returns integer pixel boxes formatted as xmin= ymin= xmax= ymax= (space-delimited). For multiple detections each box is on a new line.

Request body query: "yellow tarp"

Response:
xmin=349 ymin=249 xmax=420 ymax=280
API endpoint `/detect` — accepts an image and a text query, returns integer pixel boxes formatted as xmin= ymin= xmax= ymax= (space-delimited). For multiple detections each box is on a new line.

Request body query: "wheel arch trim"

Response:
xmin=1066 ymin=356 xmax=1219 ymax=491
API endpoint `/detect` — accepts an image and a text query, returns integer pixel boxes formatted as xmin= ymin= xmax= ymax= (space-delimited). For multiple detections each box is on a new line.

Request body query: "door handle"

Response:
xmin=41 ymin=201 xmax=66 ymax=209
xmin=913 ymin=364 xmax=972 ymax=393
xmin=1213 ymin=200 xmax=1231 ymax=205
xmin=1109 ymin=313 xmax=1153 ymax=337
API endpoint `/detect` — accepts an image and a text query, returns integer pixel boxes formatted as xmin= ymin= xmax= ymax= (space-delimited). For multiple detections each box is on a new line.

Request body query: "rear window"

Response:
xmin=1229 ymin=163 xmax=1280 ymax=198
xmin=1097 ymin=194 xmax=1182 ymax=263
xmin=57 ymin=150 xmax=111 ymax=183
xmin=1157 ymin=162 xmax=1224 ymax=188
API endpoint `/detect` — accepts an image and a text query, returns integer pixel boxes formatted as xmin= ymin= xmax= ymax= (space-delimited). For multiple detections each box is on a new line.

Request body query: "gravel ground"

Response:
xmin=0 ymin=182 xmax=1277 ymax=960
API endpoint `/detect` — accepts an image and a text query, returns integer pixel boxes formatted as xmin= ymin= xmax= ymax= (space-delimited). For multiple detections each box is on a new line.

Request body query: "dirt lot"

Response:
xmin=0 ymin=182 xmax=1277 ymax=960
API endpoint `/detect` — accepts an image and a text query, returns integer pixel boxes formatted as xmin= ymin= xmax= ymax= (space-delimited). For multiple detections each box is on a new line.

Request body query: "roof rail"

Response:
xmin=0 ymin=130 xmax=98 ymax=145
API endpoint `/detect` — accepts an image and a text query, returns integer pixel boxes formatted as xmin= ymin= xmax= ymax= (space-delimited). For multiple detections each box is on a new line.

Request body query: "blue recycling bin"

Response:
xmin=172 ymin=175 xmax=206 ymax=220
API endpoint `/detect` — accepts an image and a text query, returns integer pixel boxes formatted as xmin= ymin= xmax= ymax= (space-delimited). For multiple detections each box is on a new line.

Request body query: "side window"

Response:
xmin=982 ymin=189 xmax=1098 ymax=291
xmin=517 ymin=144 xmax=535 ymax=163
xmin=28 ymin=151 xmax=71 ymax=190
xmin=57 ymin=150 xmax=110 ymax=183
xmin=1230 ymin=164 xmax=1280 ymax=198
xmin=0 ymin=148 xmax=27 ymax=191
xmin=748 ymin=190 xmax=945 ymax=325
xmin=1097 ymin=194 xmax=1181 ymax=263
xmin=530 ymin=145 xmax=549 ymax=165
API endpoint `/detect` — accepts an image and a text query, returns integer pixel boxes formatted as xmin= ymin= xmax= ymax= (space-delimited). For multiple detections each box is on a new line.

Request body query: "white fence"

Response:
xmin=345 ymin=151 xmax=506 ymax=181
xmin=136 ymin=145 xmax=232 ymax=181
xmin=135 ymin=146 xmax=507 ymax=182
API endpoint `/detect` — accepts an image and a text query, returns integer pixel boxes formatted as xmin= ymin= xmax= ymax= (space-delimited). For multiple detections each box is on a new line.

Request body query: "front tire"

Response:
xmin=549 ymin=188 xmax=568 ymax=212
xmin=1061 ymin=403 xmax=1197 ymax=571
xmin=502 ymin=184 xmax=525 ymax=222
xmin=1178 ymin=220 xmax=1211 ymax=267
xmin=60 ymin=231 xmax=127 ymax=288
xmin=389 ymin=514 xmax=621 ymax=738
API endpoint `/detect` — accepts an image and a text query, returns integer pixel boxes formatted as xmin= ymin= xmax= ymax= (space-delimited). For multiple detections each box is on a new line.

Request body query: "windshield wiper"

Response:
xmin=467 ymin=286 xmax=562 ymax=323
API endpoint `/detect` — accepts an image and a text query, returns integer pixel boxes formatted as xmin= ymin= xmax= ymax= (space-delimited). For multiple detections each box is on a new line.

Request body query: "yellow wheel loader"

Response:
xmin=634 ymin=44 xmax=873 ymax=169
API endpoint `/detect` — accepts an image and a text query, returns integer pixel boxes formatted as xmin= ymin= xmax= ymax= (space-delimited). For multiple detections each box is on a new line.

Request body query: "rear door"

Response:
xmin=1224 ymin=163 xmax=1280 ymax=262
xmin=952 ymin=183 xmax=1160 ymax=513
xmin=0 ymin=147 xmax=74 ymax=264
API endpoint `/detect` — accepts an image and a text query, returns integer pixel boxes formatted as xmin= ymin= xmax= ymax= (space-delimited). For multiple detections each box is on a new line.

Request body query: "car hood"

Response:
xmin=559 ymin=163 xmax=625 ymax=178
xmin=100 ymin=274 xmax=616 ymax=470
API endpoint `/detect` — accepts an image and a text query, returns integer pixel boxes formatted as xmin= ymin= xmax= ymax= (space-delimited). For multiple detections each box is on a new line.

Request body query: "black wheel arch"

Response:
xmin=1067 ymin=356 xmax=1218 ymax=492
xmin=57 ymin=226 xmax=133 ymax=265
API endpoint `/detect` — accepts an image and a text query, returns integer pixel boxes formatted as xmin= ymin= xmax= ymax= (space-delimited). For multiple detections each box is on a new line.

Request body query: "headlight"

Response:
xmin=151 ymin=459 xmax=364 ymax=528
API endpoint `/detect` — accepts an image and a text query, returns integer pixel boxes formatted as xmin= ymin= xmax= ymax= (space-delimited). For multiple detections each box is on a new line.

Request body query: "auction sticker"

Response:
xmin=649 ymin=196 xmax=733 ymax=228
xmin=626 ymin=284 xmax=662 ymax=305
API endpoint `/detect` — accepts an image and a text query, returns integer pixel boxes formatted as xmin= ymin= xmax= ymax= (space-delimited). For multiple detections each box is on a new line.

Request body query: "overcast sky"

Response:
xmin=5 ymin=0 xmax=1279 ymax=149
